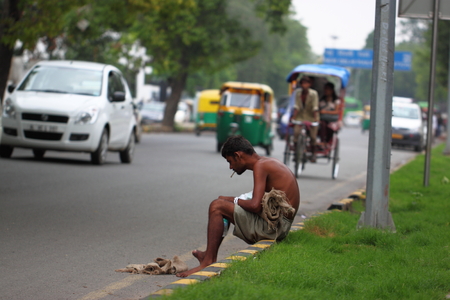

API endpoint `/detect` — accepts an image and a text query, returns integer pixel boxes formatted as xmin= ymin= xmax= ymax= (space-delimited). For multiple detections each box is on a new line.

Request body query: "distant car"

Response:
xmin=140 ymin=101 xmax=165 ymax=124
xmin=391 ymin=101 xmax=425 ymax=152
xmin=1 ymin=60 xmax=138 ymax=164
xmin=140 ymin=101 xmax=191 ymax=125
xmin=343 ymin=111 xmax=363 ymax=127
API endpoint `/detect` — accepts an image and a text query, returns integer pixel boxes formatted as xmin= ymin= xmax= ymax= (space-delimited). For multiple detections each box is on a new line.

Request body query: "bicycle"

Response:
xmin=284 ymin=120 xmax=340 ymax=179
xmin=283 ymin=120 xmax=318 ymax=178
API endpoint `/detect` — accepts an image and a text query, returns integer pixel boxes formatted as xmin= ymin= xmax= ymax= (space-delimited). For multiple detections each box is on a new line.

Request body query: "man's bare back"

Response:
xmin=253 ymin=157 xmax=300 ymax=217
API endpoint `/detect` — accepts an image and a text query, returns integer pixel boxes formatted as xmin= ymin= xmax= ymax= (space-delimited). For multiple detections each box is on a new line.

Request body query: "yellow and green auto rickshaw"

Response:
xmin=194 ymin=89 xmax=220 ymax=136
xmin=361 ymin=105 xmax=370 ymax=133
xmin=216 ymin=81 xmax=274 ymax=155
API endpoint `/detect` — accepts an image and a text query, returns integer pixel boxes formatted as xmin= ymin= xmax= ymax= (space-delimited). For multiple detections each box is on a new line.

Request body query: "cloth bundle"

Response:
xmin=115 ymin=255 xmax=188 ymax=275
xmin=260 ymin=188 xmax=295 ymax=231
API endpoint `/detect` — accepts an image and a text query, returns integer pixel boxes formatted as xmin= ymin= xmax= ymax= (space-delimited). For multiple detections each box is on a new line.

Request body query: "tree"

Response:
xmin=130 ymin=0 xmax=293 ymax=131
xmin=0 ymin=0 xmax=85 ymax=102
xmin=184 ymin=1 xmax=313 ymax=98
xmin=414 ymin=19 xmax=450 ymax=106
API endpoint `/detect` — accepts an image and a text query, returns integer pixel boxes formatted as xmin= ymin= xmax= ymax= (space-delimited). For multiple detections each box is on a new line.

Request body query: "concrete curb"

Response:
xmin=142 ymin=189 xmax=366 ymax=299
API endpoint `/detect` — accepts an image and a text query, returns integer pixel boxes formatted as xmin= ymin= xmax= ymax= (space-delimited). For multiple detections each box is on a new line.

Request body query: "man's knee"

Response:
xmin=209 ymin=199 xmax=234 ymax=219
xmin=209 ymin=199 xmax=227 ymax=213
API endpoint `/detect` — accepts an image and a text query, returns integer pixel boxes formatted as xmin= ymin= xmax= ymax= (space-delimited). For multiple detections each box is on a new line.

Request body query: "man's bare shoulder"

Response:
xmin=256 ymin=157 xmax=291 ymax=173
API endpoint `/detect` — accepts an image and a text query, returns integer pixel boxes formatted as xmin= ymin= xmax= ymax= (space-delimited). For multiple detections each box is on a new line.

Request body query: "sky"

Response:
xmin=292 ymin=0 xmax=378 ymax=55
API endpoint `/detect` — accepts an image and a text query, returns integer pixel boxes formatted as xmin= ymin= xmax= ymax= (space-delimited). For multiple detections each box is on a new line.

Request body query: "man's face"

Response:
xmin=225 ymin=154 xmax=246 ymax=175
xmin=300 ymin=80 xmax=311 ymax=90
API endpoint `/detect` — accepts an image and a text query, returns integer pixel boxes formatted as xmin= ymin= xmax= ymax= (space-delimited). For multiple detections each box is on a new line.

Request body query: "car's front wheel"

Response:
xmin=119 ymin=131 xmax=136 ymax=163
xmin=0 ymin=145 xmax=14 ymax=158
xmin=91 ymin=128 xmax=109 ymax=165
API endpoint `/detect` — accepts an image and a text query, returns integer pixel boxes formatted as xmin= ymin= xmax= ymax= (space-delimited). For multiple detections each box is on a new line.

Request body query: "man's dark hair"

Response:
xmin=221 ymin=136 xmax=255 ymax=158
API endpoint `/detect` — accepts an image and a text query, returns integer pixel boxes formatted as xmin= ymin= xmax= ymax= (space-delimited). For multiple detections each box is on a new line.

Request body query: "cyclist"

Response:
xmin=290 ymin=76 xmax=319 ymax=162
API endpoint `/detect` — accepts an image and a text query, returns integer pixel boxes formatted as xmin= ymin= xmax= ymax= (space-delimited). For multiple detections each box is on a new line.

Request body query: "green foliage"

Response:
xmin=413 ymin=19 xmax=450 ymax=105
xmin=185 ymin=0 xmax=313 ymax=97
xmin=132 ymin=0 xmax=259 ymax=79
xmin=0 ymin=0 xmax=86 ymax=48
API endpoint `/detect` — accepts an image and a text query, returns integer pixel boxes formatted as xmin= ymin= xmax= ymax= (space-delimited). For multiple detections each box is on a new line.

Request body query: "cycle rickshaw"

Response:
xmin=282 ymin=64 xmax=350 ymax=179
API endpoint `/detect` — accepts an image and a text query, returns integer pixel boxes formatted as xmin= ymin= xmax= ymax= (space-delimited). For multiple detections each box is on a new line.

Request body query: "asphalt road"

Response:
xmin=0 ymin=126 xmax=417 ymax=300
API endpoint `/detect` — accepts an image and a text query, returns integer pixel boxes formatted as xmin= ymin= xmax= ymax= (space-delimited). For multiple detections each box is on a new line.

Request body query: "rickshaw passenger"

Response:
xmin=290 ymin=76 xmax=319 ymax=162
xmin=319 ymin=82 xmax=341 ymax=143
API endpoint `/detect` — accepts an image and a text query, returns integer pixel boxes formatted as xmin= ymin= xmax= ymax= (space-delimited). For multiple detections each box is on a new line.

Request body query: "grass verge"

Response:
xmin=160 ymin=144 xmax=450 ymax=300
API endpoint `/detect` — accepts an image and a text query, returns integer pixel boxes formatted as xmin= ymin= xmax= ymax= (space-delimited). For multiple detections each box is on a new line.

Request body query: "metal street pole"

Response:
xmin=424 ymin=0 xmax=439 ymax=186
xmin=357 ymin=0 xmax=396 ymax=230
xmin=444 ymin=24 xmax=450 ymax=155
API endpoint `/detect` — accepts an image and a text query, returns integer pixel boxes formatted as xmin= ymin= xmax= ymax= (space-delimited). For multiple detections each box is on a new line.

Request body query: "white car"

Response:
xmin=1 ymin=60 xmax=138 ymax=164
xmin=391 ymin=101 xmax=425 ymax=152
xmin=343 ymin=111 xmax=363 ymax=127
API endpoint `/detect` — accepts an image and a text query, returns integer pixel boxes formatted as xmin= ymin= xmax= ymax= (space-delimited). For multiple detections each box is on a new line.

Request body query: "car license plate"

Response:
xmin=28 ymin=124 xmax=58 ymax=132
xmin=392 ymin=133 xmax=403 ymax=139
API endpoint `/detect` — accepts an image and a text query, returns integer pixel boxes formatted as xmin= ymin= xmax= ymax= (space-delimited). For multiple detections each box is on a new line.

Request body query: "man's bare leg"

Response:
xmin=177 ymin=199 xmax=234 ymax=277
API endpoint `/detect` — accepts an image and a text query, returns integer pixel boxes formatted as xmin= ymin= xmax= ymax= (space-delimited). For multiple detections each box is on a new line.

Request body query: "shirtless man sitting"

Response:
xmin=177 ymin=135 xmax=300 ymax=277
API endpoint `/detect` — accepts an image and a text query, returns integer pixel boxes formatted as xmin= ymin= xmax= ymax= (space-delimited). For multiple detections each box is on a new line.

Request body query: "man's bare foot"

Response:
xmin=176 ymin=265 xmax=204 ymax=278
xmin=176 ymin=250 xmax=213 ymax=278
xmin=192 ymin=250 xmax=206 ymax=264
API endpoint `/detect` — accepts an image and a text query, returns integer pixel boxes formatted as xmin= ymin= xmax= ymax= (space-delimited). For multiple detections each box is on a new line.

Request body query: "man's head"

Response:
xmin=221 ymin=136 xmax=256 ymax=175
xmin=221 ymin=135 xmax=255 ymax=158
xmin=299 ymin=76 xmax=312 ymax=90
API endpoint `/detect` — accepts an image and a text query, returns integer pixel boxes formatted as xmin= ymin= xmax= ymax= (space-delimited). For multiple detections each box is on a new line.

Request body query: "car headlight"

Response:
xmin=2 ymin=98 xmax=16 ymax=119
xmin=74 ymin=106 xmax=99 ymax=124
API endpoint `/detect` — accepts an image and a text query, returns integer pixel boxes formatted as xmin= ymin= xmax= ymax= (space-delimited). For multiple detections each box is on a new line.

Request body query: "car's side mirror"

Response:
xmin=112 ymin=91 xmax=125 ymax=102
xmin=7 ymin=84 xmax=16 ymax=94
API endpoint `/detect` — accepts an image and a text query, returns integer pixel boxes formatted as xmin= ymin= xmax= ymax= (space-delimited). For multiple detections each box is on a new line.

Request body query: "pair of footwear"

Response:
xmin=310 ymin=154 xmax=316 ymax=163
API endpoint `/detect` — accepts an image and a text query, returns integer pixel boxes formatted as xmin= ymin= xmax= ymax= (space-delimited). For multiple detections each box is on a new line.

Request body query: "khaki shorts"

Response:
xmin=233 ymin=205 xmax=293 ymax=244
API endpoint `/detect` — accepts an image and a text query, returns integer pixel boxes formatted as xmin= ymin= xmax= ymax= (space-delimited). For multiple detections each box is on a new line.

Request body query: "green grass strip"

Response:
xmin=158 ymin=144 xmax=450 ymax=300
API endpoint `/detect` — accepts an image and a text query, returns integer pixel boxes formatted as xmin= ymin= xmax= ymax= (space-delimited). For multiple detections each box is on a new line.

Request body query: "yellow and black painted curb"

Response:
xmin=144 ymin=189 xmax=366 ymax=299
xmin=327 ymin=188 xmax=366 ymax=211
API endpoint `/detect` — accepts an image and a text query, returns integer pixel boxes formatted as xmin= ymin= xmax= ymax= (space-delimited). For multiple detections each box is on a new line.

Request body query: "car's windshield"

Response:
xmin=221 ymin=91 xmax=260 ymax=109
xmin=392 ymin=105 xmax=420 ymax=119
xmin=18 ymin=65 xmax=103 ymax=96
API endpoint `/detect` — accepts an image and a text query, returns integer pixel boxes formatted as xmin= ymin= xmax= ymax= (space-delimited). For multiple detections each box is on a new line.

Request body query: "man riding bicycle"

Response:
xmin=290 ymin=76 xmax=319 ymax=163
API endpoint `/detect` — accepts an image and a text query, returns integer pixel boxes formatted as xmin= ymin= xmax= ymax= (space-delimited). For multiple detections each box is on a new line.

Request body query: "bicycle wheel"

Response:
xmin=294 ymin=135 xmax=305 ymax=177
xmin=283 ymin=134 xmax=291 ymax=166
xmin=332 ymin=138 xmax=340 ymax=179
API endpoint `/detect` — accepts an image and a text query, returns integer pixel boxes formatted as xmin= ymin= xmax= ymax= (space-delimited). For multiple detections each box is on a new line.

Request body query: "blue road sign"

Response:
xmin=323 ymin=48 xmax=412 ymax=71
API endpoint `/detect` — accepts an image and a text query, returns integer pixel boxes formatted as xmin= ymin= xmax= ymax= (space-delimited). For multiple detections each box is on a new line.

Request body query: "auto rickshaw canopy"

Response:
xmin=196 ymin=89 xmax=220 ymax=112
xmin=220 ymin=81 xmax=274 ymax=97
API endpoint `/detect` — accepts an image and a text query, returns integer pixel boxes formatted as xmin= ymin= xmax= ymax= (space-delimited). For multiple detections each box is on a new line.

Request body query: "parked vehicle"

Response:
xmin=391 ymin=100 xmax=425 ymax=152
xmin=140 ymin=101 xmax=165 ymax=124
xmin=1 ymin=60 xmax=137 ymax=164
xmin=194 ymin=89 xmax=220 ymax=136
xmin=216 ymin=82 xmax=274 ymax=155
xmin=140 ymin=101 xmax=190 ymax=125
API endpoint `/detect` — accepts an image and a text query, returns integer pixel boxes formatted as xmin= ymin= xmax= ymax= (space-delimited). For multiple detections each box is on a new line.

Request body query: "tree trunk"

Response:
xmin=0 ymin=44 xmax=14 ymax=104
xmin=161 ymin=72 xmax=188 ymax=131
xmin=0 ymin=0 xmax=20 ymax=104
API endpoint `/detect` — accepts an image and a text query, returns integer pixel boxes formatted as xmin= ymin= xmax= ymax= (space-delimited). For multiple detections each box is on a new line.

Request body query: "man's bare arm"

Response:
xmin=235 ymin=161 xmax=267 ymax=214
